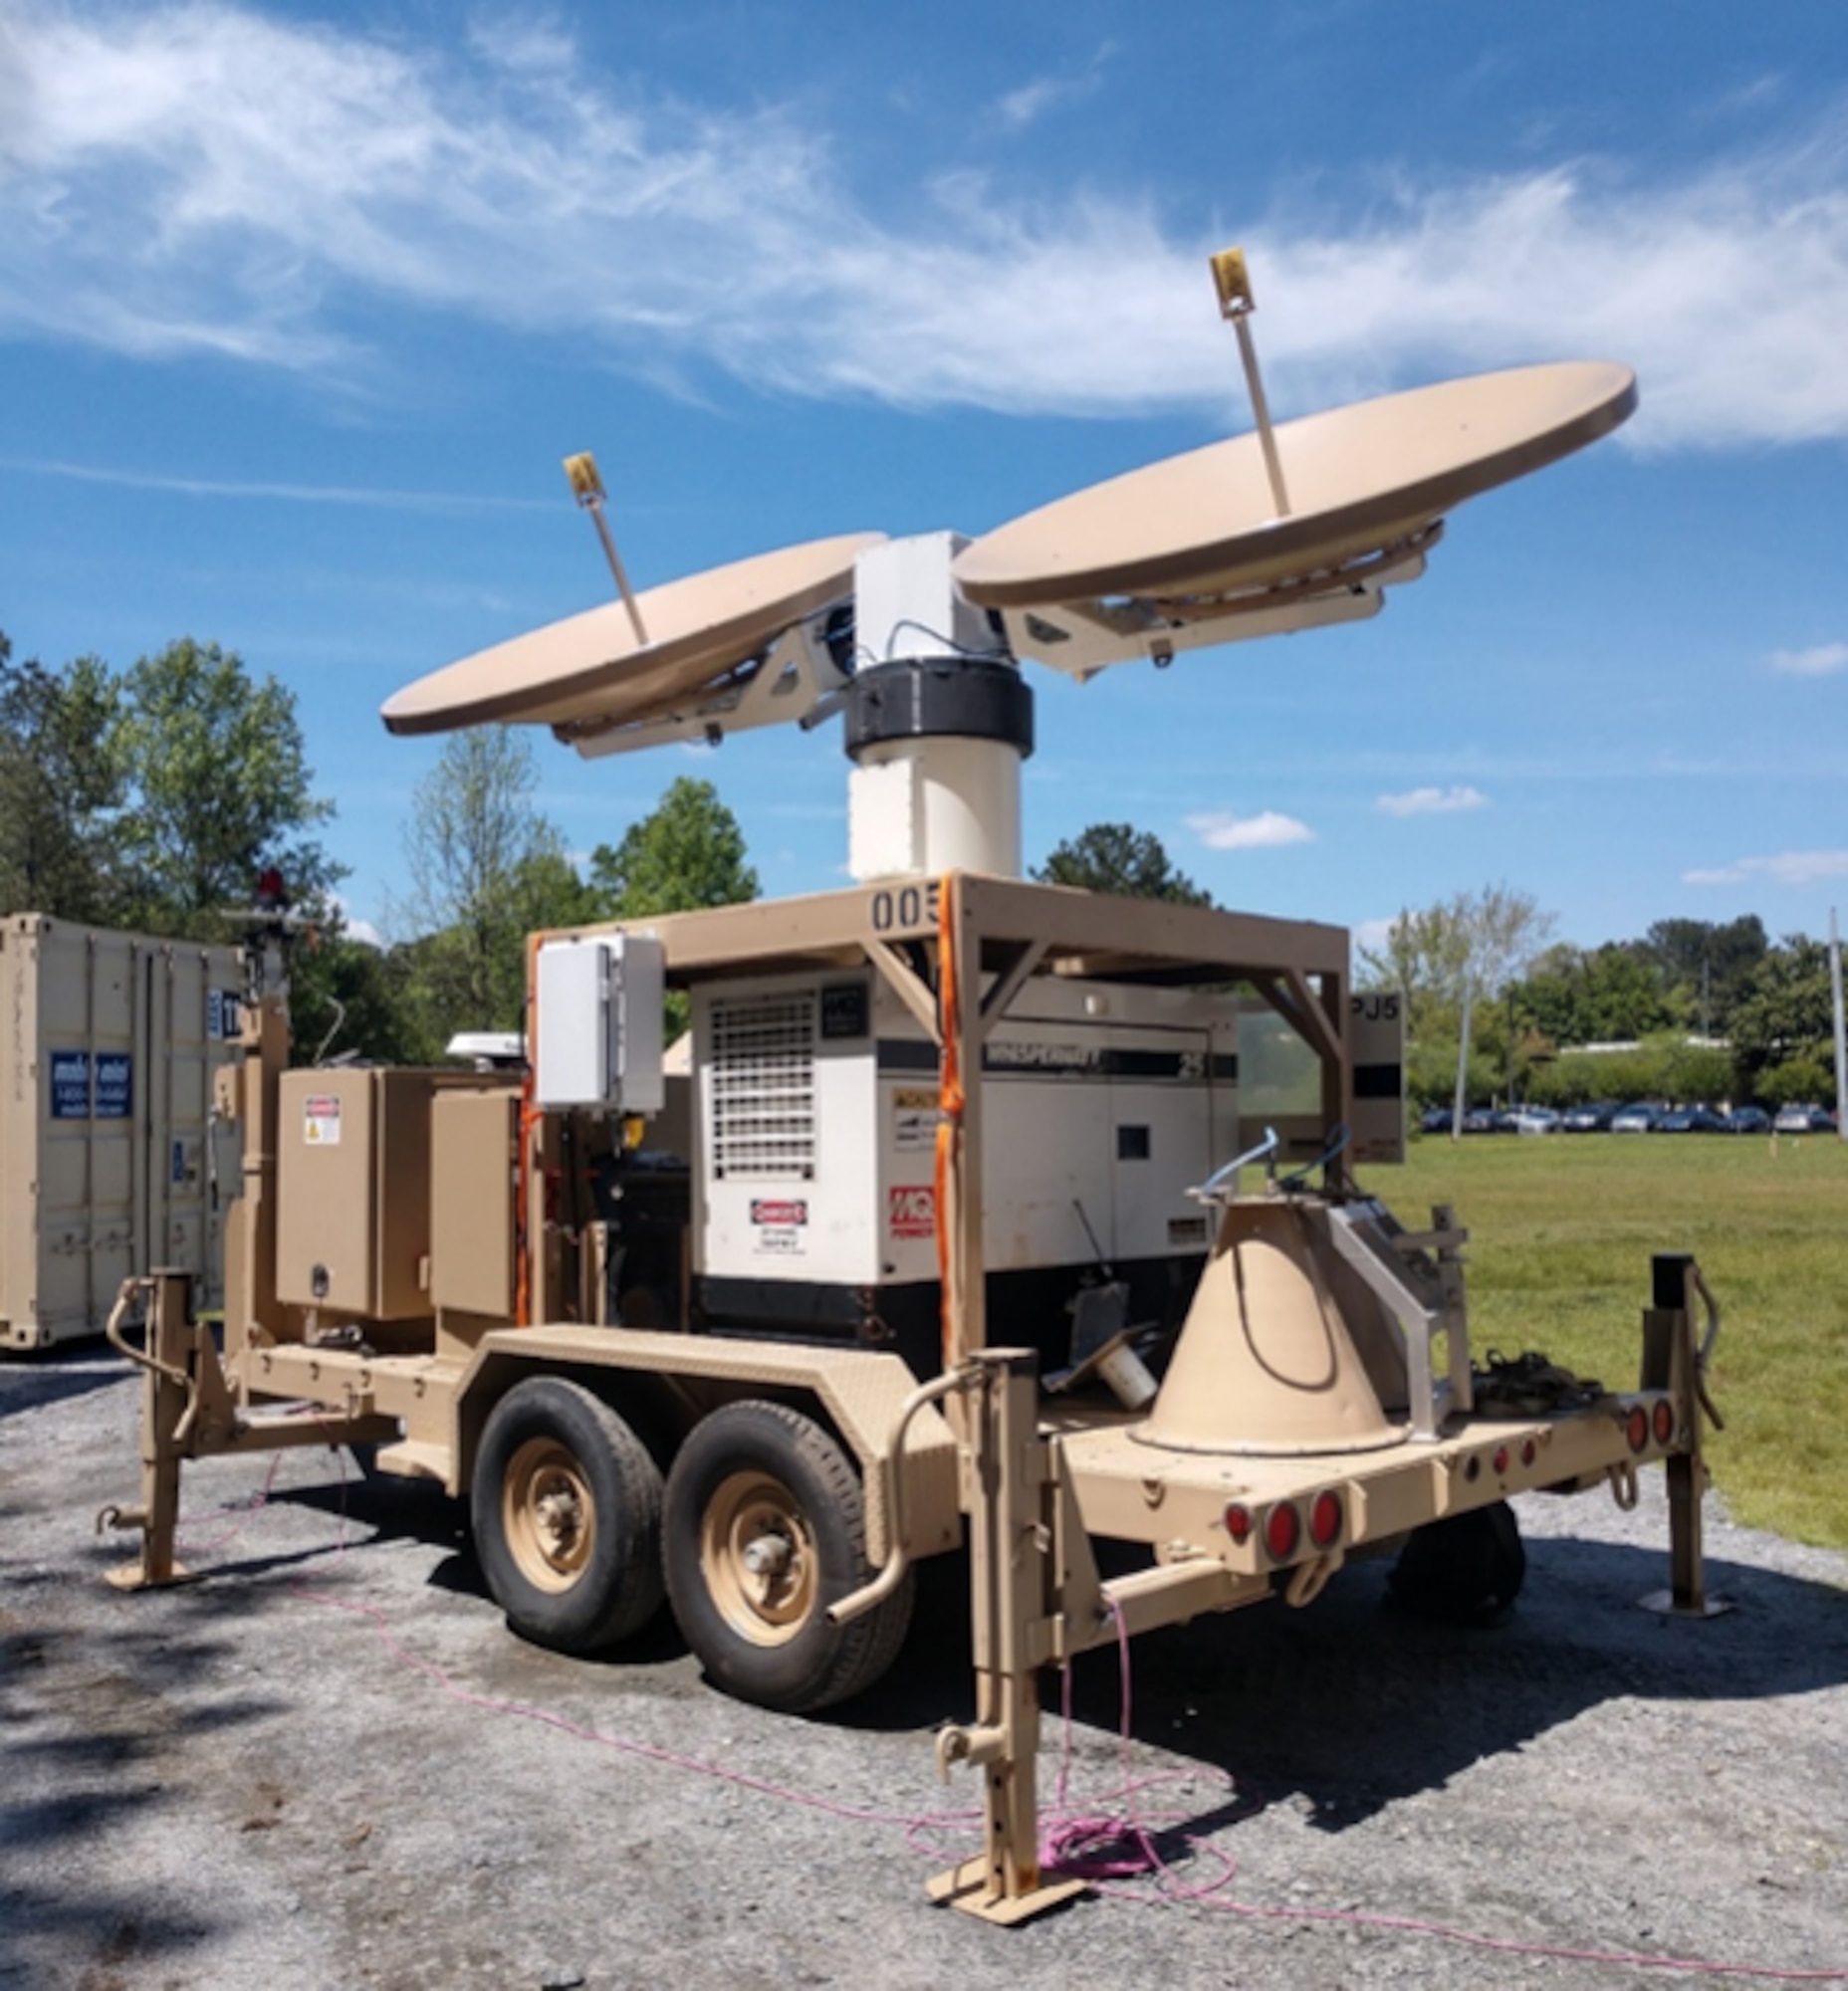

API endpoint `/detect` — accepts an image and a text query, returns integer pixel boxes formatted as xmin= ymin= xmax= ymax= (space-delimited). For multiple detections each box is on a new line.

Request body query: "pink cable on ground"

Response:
xmin=176 ymin=1460 xmax=1848 ymax=1985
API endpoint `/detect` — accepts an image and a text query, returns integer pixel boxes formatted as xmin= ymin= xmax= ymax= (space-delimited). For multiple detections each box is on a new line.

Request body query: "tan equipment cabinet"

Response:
xmin=276 ymin=1068 xmax=492 ymax=1320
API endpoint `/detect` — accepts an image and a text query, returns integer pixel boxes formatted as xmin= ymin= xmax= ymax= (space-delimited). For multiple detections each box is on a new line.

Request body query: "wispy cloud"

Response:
xmin=996 ymin=45 xmax=1112 ymax=130
xmin=1352 ymin=917 xmax=1397 ymax=952
xmin=1376 ymin=784 xmax=1489 ymax=817
xmin=1188 ymin=808 xmax=1315 ymax=850
xmin=1767 ymin=641 xmax=1848 ymax=677
xmin=2 ymin=8 xmax=1846 ymax=442
xmin=1684 ymin=850 xmax=1848 ymax=886
xmin=0 ymin=455 xmax=554 ymax=511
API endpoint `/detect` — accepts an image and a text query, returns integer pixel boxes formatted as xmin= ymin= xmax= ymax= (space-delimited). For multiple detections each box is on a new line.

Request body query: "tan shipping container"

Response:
xmin=0 ymin=914 xmax=245 ymax=1352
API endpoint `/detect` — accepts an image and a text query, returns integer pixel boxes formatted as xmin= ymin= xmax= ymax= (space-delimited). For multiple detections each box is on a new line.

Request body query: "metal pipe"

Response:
xmin=1233 ymin=312 xmax=1292 ymax=517
xmin=826 ymin=1365 xmax=970 ymax=1627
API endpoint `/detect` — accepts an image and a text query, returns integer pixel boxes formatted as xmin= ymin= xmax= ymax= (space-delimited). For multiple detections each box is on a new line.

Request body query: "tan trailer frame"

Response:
xmin=99 ymin=873 xmax=1724 ymax=1924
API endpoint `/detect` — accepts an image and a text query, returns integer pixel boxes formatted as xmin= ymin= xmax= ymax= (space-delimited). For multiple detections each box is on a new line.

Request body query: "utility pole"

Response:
xmin=1831 ymin=907 xmax=1846 ymax=1143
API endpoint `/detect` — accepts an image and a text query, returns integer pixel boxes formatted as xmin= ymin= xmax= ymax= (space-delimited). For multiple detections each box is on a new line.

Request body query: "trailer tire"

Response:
xmin=663 ymin=1401 xmax=914 ymax=1713
xmin=1389 ymin=1499 xmax=1526 ymax=1625
xmin=473 ymin=1377 xmax=665 ymax=1654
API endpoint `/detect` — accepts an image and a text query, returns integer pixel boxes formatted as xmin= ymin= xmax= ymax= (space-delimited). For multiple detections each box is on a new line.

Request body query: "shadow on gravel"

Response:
xmin=1041 ymin=1538 xmax=1848 ymax=1831
xmin=808 ymin=1532 xmax=1848 ymax=1837
xmin=0 ymin=1349 xmax=130 ymax=1418
xmin=0 ymin=1617 xmax=280 ymax=1983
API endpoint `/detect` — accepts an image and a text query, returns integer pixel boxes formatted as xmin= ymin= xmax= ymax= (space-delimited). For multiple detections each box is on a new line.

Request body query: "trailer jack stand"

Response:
xmin=99 ymin=1271 xmax=199 ymax=1592
xmin=927 ymin=1351 xmax=1087 ymax=1926
xmin=1638 ymin=1254 xmax=1735 ymax=1622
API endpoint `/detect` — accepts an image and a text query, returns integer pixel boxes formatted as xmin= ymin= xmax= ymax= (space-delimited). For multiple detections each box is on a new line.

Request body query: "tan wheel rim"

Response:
xmin=699 ymin=1470 xmax=817 ymax=1647
xmin=503 ymin=1437 xmax=595 ymax=1593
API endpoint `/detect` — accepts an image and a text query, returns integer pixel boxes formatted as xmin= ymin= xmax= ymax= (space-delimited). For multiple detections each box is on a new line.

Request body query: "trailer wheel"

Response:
xmin=1389 ymin=1499 xmax=1526 ymax=1625
xmin=663 ymin=1402 xmax=914 ymax=1713
xmin=472 ymin=1378 xmax=664 ymax=1654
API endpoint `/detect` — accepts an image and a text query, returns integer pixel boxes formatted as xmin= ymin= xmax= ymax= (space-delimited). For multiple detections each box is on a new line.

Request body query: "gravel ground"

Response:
xmin=4 ymin=1347 xmax=1846 ymax=1991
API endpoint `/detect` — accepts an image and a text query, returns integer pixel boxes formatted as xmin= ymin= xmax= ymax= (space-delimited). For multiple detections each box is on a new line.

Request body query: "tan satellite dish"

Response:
xmin=952 ymin=361 xmax=1636 ymax=611
xmin=380 ymin=533 xmax=885 ymax=737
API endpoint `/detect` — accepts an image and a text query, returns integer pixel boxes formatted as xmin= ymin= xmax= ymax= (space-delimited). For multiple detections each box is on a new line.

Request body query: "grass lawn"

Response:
xmin=1375 ymin=1132 xmax=1848 ymax=1551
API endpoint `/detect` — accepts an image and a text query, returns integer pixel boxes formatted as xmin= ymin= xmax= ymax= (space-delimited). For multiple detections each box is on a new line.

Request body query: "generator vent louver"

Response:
xmin=709 ymin=991 xmax=817 ymax=1180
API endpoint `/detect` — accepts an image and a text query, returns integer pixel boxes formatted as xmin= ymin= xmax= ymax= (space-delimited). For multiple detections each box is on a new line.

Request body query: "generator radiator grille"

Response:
xmin=709 ymin=992 xmax=816 ymax=1180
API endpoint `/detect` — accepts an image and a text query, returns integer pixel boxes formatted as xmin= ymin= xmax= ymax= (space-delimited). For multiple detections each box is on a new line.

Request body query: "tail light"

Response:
xmin=1492 ymin=1444 xmax=1510 ymax=1476
xmin=1653 ymin=1399 xmax=1675 ymax=1445
xmin=1309 ymin=1490 xmax=1342 ymax=1549
xmin=1224 ymin=1502 xmax=1254 ymax=1546
xmin=1520 ymin=1438 xmax=1536 ymax=1467
xmin=1265 ymin=1501 xmax=1301 ymax=1562
xmin=1627 ymin=1405 xmax=1650 ymax=1452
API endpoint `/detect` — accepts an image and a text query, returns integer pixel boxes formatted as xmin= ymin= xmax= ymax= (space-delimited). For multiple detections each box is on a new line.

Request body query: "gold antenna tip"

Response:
xmin=563 ymin=452 xmax=606 ymax=506
xmin=1209 ymin=246 xmax=1255 ymax=320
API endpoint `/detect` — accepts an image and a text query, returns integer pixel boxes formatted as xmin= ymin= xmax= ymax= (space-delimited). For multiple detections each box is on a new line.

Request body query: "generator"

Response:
xmin=687 ymin=966 xmax=1237 ymax=1372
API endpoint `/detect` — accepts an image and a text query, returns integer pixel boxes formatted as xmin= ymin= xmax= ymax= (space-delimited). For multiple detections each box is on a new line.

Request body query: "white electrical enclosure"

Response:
xmin=691 ymin=968 xmax=1237 ymax=1287
xmin=535 ymin=935 xmax=665 ymax=1112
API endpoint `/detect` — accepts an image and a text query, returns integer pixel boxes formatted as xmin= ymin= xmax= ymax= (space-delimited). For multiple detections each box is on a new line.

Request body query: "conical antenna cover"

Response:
xmin=1136 ymin=1201 xmax=1404 ymax=1456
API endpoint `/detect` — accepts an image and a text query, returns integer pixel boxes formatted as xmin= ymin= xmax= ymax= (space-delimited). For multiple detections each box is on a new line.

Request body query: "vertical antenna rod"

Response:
xmin=564 ymin=451 xmax=649 ymax=648
xmin=1209 ymin=246 xmax=1292 ymax=518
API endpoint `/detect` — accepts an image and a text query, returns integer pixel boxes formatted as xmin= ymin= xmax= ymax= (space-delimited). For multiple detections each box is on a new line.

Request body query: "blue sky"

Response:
xmin=2 ymin=0 xmax=1845 ymax=952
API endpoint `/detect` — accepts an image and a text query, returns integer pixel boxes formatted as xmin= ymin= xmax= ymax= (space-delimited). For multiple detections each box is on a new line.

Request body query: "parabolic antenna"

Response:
xmin=381 ymin=533 xmax=884 ymax=745
xmin=952 ymin=361 xmax=1635 ymax=675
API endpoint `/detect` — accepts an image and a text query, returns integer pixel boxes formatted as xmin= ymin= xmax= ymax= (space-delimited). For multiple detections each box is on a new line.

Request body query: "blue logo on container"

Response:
xmin=50 ymin=1050 xmax=91 ymax=1119
xmin=95 ymin=1053 xmax=132 ymax=1119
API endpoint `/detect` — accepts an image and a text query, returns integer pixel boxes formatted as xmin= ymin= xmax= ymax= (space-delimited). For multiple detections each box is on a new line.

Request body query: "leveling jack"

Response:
xmin=95 ymin=1270 xmax=397 ymax=1590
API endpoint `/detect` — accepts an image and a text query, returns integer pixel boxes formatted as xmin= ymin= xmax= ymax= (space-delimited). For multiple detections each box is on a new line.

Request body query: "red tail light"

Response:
xmin=1627 ymin=1406 xmax=1650 ymax=1452
xmin=1309 ymin=1490 xmax=1342 ymax=1549
xmin=1492 ymin=1444 xmax=1510 ymax=1476
xmin=1520 ymin=1438 xmax=1536 ymax=1467
xmin=1224 ymin=1502 xmax=1254 ymax=1546
xmin=1653 ymin=1399 xmax=1675 ymax=1445
xmin=1266 ymin=1501 xmax=1301 ymax=1562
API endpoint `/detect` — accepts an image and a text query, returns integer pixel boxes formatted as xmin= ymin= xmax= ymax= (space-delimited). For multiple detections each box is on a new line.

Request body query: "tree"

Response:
xmin=1361 ymin=885 xmax=1556 ymax=1119
xmin=1516 ymin=941 xmax=1676 ymax=1047
xmin=394 ymin=726 xmax=584 ymax=1052
xmin=588 ymin=776 xmax=759 ymax=918
xmin=110 ymin=639 xmax=340 ymax=936
xmin=1641 ymin=916 xmax=1768 ymax=1036
xmin=0 ymin=635 xmax=128 ymax=923
xmin=1033 ymin=823 xmax=1212 ymax=905
xmin=1730 ymin=937 xmax=1835 ymax=1100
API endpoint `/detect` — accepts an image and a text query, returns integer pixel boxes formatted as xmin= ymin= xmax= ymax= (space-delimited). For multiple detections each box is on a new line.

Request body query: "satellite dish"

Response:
xmin=380 ymin=533 xmax=884 ymax=745
xmin=952 ymin=361 xmax=1635 ymax=674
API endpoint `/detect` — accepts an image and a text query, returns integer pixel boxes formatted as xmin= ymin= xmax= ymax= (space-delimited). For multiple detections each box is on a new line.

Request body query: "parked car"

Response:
xmin=1725 ymin=1105 xmax=1771 ymax=1135
xmin=1610 ymin=1101 xmax=1665 ymax=1133
xmin=1561 ymin=1100 xmax=1618 ymax=1132
xmin=1655 ymin=1105 xmax=1730 ymax=1134
xmin=1419 ymin=1104 xmax=1458 ymax=1134
xmin=1461 ymin=1107 xmax=1506 ymax=1134
xmin=1772 ymin=1103 xmax=1836 ymax=1134
xmin=1508 ymin=1106 xmax=1561 ymax=1135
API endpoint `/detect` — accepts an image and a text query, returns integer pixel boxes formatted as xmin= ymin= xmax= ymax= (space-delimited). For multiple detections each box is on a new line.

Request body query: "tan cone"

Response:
xmin=1134 ymin=1199 xmax=1405 ymax=1456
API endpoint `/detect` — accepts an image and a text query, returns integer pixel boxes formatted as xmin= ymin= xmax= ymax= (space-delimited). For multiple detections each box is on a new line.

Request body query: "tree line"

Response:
xmin=1360 ymin=889 xmax=1839 ymax=1112
xmin=0 ymin=633 xmax=756 ymax=1066
xmin=4 ymin=633 xmax=1832 ymax=1106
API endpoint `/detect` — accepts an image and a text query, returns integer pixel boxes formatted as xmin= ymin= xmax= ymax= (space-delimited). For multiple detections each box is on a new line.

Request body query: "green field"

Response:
xmin=1381 ymin=1132 xmax=1848 ymax=1550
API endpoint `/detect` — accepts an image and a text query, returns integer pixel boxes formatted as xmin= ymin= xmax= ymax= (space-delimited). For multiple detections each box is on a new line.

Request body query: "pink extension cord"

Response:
xmin=171 ymin=1449 xmax=1848 ymax=1984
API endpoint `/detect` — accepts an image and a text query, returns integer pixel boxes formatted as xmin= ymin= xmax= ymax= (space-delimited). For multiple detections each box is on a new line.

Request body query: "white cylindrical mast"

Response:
xmin=844 ymin=535 xmax=1033 ymax=883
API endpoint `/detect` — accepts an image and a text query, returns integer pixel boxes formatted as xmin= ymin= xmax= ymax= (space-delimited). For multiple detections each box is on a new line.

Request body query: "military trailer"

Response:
xmin=101 ymin=263 xmax=1727 ymax=1923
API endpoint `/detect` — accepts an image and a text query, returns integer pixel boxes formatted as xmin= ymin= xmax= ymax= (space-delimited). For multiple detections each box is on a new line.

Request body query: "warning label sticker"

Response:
xmin=892 ymin=1086 xmax=936 ymax=1153
xmin=304 ymin=1095 xmax=343 ymax=1146
xmin=750 ymin=1198 xmax=808 ymax=1253
xmin=888 ymin=1184 xmax=936 ymax=1240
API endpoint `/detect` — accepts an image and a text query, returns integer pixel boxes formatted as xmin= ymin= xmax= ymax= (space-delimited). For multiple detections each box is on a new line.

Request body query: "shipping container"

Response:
xmin=0 ymin=914 xmax=245 ymax=1352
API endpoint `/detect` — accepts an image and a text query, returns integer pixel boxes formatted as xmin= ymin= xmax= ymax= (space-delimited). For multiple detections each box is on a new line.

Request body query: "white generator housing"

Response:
xmin=691 ymin=968 xmax=1238 ymax=1288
